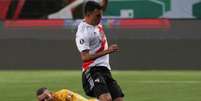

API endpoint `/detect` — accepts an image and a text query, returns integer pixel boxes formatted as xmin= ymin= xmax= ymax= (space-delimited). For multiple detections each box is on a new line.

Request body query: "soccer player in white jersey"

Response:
xmin=75 ymin=1 xmax=124 ymax=101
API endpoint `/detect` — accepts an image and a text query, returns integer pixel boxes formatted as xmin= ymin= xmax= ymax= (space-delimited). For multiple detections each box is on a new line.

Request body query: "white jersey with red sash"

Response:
xmin=76 ymin=20 xmax=110 ymax=72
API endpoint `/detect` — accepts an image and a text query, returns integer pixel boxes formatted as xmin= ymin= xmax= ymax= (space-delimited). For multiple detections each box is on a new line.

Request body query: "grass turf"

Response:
xmin=0 ymin=70 xmax=201 ymax=101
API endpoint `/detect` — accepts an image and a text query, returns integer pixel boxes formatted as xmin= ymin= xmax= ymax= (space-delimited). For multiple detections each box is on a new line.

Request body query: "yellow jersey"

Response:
xmin=52 ymin=89 xmax=97 ymax=101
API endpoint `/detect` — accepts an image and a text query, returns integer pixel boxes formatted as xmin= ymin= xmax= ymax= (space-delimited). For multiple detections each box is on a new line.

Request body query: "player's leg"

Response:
xmin=98 ymin=93 xmax=112 ymax=101
xmin=92 ymin=71 xmax=112 ymax=101
xmin=105 ymin=71 xmax=124 ymax=101
xmin=108 ymin=81 xmax=124 ymax=101
xmin=82 ymin=71 xmax=95 ymax=97
xmin=82 ymin=66 xmax=112 ymax=101
xmin=90 ymin=66 xmax=115 ymax=101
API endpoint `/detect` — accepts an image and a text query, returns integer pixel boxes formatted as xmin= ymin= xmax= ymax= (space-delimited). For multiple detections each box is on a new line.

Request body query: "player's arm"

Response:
xmin=100 ymin=0 xmax=108 ymax=11
xmin=81 ymin=44 xmax=119 ymax=62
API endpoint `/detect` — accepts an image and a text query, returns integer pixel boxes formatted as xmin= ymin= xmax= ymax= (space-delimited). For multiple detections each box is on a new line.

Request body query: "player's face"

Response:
xmin=90 ymin=9 xmax=102 ymax=25
xmin=38 ymin=90 xmax=53 ymax=101
xmin=43 ymin=93 xmax=53 ymax=101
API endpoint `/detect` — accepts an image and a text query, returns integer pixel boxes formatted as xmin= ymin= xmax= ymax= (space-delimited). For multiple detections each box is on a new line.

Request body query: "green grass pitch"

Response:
xmin=0 ymin=70 xmax=201 ymax=101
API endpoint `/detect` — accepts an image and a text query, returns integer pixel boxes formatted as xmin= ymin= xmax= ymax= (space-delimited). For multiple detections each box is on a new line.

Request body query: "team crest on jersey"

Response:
xmin=80 ymin=39 xmax=85 ymax=44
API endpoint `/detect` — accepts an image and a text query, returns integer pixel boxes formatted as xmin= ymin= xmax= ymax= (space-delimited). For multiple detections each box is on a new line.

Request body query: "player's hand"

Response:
xmin=108 ymin=44 xmax=120 ymax=53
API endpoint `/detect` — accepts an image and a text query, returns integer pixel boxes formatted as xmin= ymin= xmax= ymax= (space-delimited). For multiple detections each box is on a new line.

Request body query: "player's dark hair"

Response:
xmin=36 ymin=87 xmax=47 ymax=96
xmin=84 ymin=1 xmax=102 ymax=16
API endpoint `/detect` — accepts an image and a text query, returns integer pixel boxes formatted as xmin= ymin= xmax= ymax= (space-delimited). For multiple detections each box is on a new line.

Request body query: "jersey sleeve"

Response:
xmin=75 ymin=31 xmax=90 ymax=52
xmin=55 ymin=89 xmax=88 ymax=101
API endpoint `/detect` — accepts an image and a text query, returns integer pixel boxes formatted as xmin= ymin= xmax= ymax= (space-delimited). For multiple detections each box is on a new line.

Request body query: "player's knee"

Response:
xmin=105 ymin=96 xmax=112 ymax=101
xmin=98 ymin=93 xmax=112 ymax=101
xmin=99 ymin=97 xmax=112 ymax=101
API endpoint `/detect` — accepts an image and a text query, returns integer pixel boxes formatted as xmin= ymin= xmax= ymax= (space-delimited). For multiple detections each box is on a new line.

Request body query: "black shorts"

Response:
xmin=82 ymin=66 xmax=124 ymax=99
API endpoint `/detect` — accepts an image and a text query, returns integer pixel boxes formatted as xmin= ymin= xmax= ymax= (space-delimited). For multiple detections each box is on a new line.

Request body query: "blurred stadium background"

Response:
xmin=0 ymin=0 xmax=200 ymax=69
xmin=0 ymin=0 xmax=201 ymax=101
